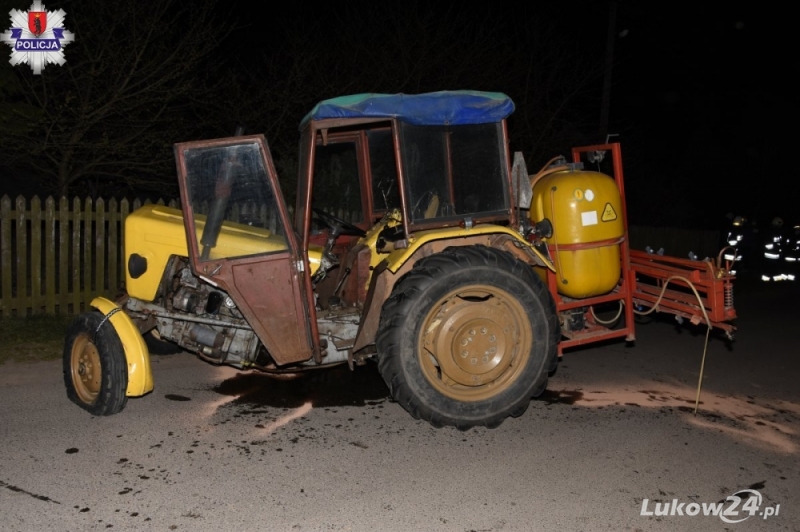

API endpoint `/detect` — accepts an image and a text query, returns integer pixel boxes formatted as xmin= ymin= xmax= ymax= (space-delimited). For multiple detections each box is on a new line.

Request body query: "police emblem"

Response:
xmin=1 ymin=1 xmax=74 ymax=74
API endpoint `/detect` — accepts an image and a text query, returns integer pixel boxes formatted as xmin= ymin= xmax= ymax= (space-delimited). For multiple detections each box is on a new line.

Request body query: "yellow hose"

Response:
xmin=632 ymin=275 xmax=712 ymax=415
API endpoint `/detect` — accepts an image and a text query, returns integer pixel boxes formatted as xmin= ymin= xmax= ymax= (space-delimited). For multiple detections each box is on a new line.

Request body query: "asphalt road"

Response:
xmin=1 ymin=278 xmax=798 ymax=532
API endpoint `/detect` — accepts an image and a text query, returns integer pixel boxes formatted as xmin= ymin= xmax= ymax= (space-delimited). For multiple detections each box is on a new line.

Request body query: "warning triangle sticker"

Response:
xmin=602 ymin=203 xmax=617 ymax=222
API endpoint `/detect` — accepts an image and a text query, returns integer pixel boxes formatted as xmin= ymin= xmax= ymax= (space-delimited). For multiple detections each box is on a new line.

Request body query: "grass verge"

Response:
xmin=0 ymin=315 xmax=74 ymax=365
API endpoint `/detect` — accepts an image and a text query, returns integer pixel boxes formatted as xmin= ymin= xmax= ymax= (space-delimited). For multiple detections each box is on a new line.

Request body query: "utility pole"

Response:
xmin=599 ymin=0 xmax=617 ymax=143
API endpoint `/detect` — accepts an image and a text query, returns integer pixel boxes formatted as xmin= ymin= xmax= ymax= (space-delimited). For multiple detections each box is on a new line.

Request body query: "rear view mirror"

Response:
xmin=511 ymin=152 xmax=532 ymax=210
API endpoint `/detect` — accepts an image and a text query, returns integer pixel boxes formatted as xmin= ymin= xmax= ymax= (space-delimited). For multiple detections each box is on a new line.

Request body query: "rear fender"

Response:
xmin=353 ymin=232 xmax=551 ymax=353
xmin=90 ymin=297 xmax=154 ymax=397
xmin=384 ymin=225 xmax=554 ymax=273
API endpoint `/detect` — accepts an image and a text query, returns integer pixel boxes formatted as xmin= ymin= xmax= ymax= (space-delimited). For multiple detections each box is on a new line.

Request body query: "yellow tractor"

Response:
xmin=64 ymin=91 xmax=737 ymax=429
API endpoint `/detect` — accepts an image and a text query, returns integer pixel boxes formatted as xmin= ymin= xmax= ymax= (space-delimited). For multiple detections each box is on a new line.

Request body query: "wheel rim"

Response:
xmin=70 ymin=333 xmax=102 ymax=404
xmin=418 ymin=284 xmax=533 ymax=401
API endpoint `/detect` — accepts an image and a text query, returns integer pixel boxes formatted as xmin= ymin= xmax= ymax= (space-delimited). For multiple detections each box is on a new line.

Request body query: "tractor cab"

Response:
xmin=297 ymin=92 xmax=516 ymax=232
xmin=293 ymin=91 xmax=519 ymax=308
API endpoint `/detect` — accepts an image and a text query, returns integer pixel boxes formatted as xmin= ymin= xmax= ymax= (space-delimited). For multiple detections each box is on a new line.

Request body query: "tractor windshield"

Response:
xmin=398 ymin=121 xmax=509 ymax=225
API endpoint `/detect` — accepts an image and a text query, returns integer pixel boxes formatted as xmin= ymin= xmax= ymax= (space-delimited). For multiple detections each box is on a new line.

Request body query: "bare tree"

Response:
xmin=0 ymin=0 xmax=232 ymax=197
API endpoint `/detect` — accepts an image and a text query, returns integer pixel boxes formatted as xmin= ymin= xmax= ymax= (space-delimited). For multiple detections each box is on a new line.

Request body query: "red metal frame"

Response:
xmin=629 ymin=250 xmax=736 ymax=333
xmin=545 ymin=142 xmax=736 ymax=356
xmin=544 ymin=143 xmax=636 ymax=356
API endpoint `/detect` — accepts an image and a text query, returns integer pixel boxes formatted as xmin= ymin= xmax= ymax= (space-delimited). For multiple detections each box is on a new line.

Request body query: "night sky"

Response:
xmin=596 ymin=3 xmax=795 ymax=229
xmin=2 ymin=1 xmax=796 ymax=230
xmin=241 ymin=1 xmax=797 ymax=229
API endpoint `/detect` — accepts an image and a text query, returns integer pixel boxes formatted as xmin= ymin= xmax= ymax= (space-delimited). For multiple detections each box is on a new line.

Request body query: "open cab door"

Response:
xmin=174 ymin=135 xmax=314 ymax=365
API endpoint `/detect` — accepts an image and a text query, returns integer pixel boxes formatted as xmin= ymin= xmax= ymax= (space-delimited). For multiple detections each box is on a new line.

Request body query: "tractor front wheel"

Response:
xmin=63 ymin=311 xmax=128 ymax=416
xmin=376 ymin=245 xmax=558 ymax=430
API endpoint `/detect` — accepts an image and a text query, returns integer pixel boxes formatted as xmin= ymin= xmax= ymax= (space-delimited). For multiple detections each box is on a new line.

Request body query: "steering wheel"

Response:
xmin=312 ymin=208 xmax=366 ymax=237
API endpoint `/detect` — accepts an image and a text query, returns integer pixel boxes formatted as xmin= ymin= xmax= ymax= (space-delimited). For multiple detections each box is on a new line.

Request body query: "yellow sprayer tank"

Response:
xmin=531 ymin=167 xmax=625 ymax=299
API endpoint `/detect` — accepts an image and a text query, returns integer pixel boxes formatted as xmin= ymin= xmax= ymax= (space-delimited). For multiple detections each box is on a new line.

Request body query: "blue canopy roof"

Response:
xmin=300 ymin=90 xmax=515 ymax=130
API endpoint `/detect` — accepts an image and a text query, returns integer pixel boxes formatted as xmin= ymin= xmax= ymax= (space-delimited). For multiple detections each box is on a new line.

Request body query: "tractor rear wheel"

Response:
xmin=63 ymin=311 xmax=129 ymax=416
xmin=376 ymin=245 xmax=558 ymax=430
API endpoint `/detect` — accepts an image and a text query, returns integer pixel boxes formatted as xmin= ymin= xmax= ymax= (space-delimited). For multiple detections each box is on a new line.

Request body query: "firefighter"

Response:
xmin=761 ymin=217 xmax=790 ymax=282
xmin=722 ymin=214 xmax=747 ymax=275
xmin=784 ymin=224 xmax=800 ymax=281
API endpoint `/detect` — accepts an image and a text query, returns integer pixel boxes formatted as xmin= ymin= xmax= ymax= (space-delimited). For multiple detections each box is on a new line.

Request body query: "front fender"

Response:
xmin=90 ymin=297 xmax=153 ymax=397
